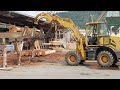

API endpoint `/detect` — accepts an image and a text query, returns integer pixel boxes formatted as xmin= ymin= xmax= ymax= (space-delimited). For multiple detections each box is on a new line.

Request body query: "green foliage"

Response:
xmin=57 ymin=11 xmax=102 ymax=29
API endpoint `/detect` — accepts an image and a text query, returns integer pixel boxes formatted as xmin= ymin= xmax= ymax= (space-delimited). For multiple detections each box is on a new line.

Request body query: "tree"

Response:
xmin=57 ymin=11 xmax=102 ymax=29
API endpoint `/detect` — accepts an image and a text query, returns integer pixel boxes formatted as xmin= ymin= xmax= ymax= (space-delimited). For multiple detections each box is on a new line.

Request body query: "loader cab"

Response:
xmin=85 ymin=22 xmax=109 ymax=46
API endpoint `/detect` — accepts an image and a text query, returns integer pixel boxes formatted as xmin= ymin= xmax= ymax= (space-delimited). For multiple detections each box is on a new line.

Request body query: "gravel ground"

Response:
xmin=0 ymin=60 xmax=120 ymax=79
xmin=0 ymin=52 xmax=120 ymax=79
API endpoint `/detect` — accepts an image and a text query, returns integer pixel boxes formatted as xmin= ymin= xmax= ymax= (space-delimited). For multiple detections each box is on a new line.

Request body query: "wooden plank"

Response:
xmin=3 ymin=46 xmax=7 ymax=68
xmin=0 ymin=67 xmax=13 ymax=71
xmin=34 ymin=40 xmax=40 ymax=50
xmin=49 ymin=41 xmax=63 ymax=45
xmin=50 ymin=50 xmax=56 ymax=53
xmin=42 ymin=43 xmax=52 ymax=45
xmin=16 ymin=41 xmax=24 ymax=65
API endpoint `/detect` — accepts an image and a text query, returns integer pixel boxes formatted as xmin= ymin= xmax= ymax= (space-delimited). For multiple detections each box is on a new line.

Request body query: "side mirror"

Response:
xmin=110 ymin=26 xmax=114 ymax=35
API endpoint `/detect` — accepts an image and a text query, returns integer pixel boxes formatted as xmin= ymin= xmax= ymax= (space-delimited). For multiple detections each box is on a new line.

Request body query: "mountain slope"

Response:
xmin=57 ymin=11 xmax=102 ymax=29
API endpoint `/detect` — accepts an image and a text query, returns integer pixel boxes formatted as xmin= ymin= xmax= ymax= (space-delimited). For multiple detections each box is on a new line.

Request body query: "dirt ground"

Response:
xmin=0 ymin=51 xmax=120 ymax=79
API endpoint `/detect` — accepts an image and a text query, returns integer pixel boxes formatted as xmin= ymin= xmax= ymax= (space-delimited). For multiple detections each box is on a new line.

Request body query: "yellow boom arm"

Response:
xmin=34 ymin=12 xmax=86 ymax=60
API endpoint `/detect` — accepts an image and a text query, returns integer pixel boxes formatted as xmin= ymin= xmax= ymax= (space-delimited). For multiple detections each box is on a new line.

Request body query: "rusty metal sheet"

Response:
xmin=0 ymin=32 xmax=23 ymax=38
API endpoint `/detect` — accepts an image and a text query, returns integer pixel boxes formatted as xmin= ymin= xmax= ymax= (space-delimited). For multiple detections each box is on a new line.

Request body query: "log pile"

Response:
xmin=8 ymin=25 xmax=33 ymax=33
xmin=9 ymin=25 xmax=23 ymax=32
xmin=21 ymin=49 xmax=56 ymax=57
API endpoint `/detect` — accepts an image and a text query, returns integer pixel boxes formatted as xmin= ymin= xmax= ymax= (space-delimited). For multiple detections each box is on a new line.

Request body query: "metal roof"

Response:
xmin=106 ymin=11 xmax=120 ymax=17
xmin=0 ymin=11 xmax=37 ymax=28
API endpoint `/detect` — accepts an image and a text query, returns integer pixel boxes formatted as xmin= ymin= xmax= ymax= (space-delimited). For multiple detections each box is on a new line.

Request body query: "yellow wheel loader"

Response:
xmin=66 ymin=22 xmax=120 ymax=68
xmin=34 ymin=12 xmax=120 ymax=68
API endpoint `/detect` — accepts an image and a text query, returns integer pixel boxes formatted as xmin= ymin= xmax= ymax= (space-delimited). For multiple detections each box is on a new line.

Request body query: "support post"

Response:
xmin=55 ymin=24 xmax=57 ymax=40
xmin=2 ymin=38 xmax=6 ymax=44
xmin=3 ymin=45 xmax=7 ymax=68
xmin=17 ymin=41 xmax=24 ymax=66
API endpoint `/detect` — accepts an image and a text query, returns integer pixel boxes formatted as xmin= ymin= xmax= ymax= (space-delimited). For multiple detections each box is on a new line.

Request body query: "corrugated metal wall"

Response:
xmin=106 ymin=17 xmax=120 ymax=30
xmin=106 ymin=11 xmax=120 ymax=31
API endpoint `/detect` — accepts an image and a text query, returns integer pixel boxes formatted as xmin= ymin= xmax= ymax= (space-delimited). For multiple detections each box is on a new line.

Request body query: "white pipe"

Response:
xmin=110 ymin=26 xmax=114 ymax=35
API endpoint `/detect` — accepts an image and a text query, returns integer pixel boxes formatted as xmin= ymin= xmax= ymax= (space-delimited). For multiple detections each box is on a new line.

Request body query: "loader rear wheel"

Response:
xmin=97 ymin=51 xmax=114 ymax=68
xmin=65 ymin=51 xmax=81 ymax=66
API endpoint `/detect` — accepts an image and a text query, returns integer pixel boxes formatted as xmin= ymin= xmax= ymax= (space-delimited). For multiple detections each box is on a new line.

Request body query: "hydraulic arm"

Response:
xmin=34 ymin=12 xmax=86 ymax=60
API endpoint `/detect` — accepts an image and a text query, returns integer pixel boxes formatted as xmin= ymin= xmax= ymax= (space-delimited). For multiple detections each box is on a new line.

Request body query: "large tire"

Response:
xmin=97 ymin=51 xmax=114 ymax=68
xmin=65 ymin=51 xmax=81 ymax=66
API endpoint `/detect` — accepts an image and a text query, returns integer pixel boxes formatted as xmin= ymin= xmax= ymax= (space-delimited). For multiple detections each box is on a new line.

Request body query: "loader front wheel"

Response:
xmin=97 ymin=51 xmax=114 ymax=68
xmin=65 ymin=51 xmax=81 ymax=66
